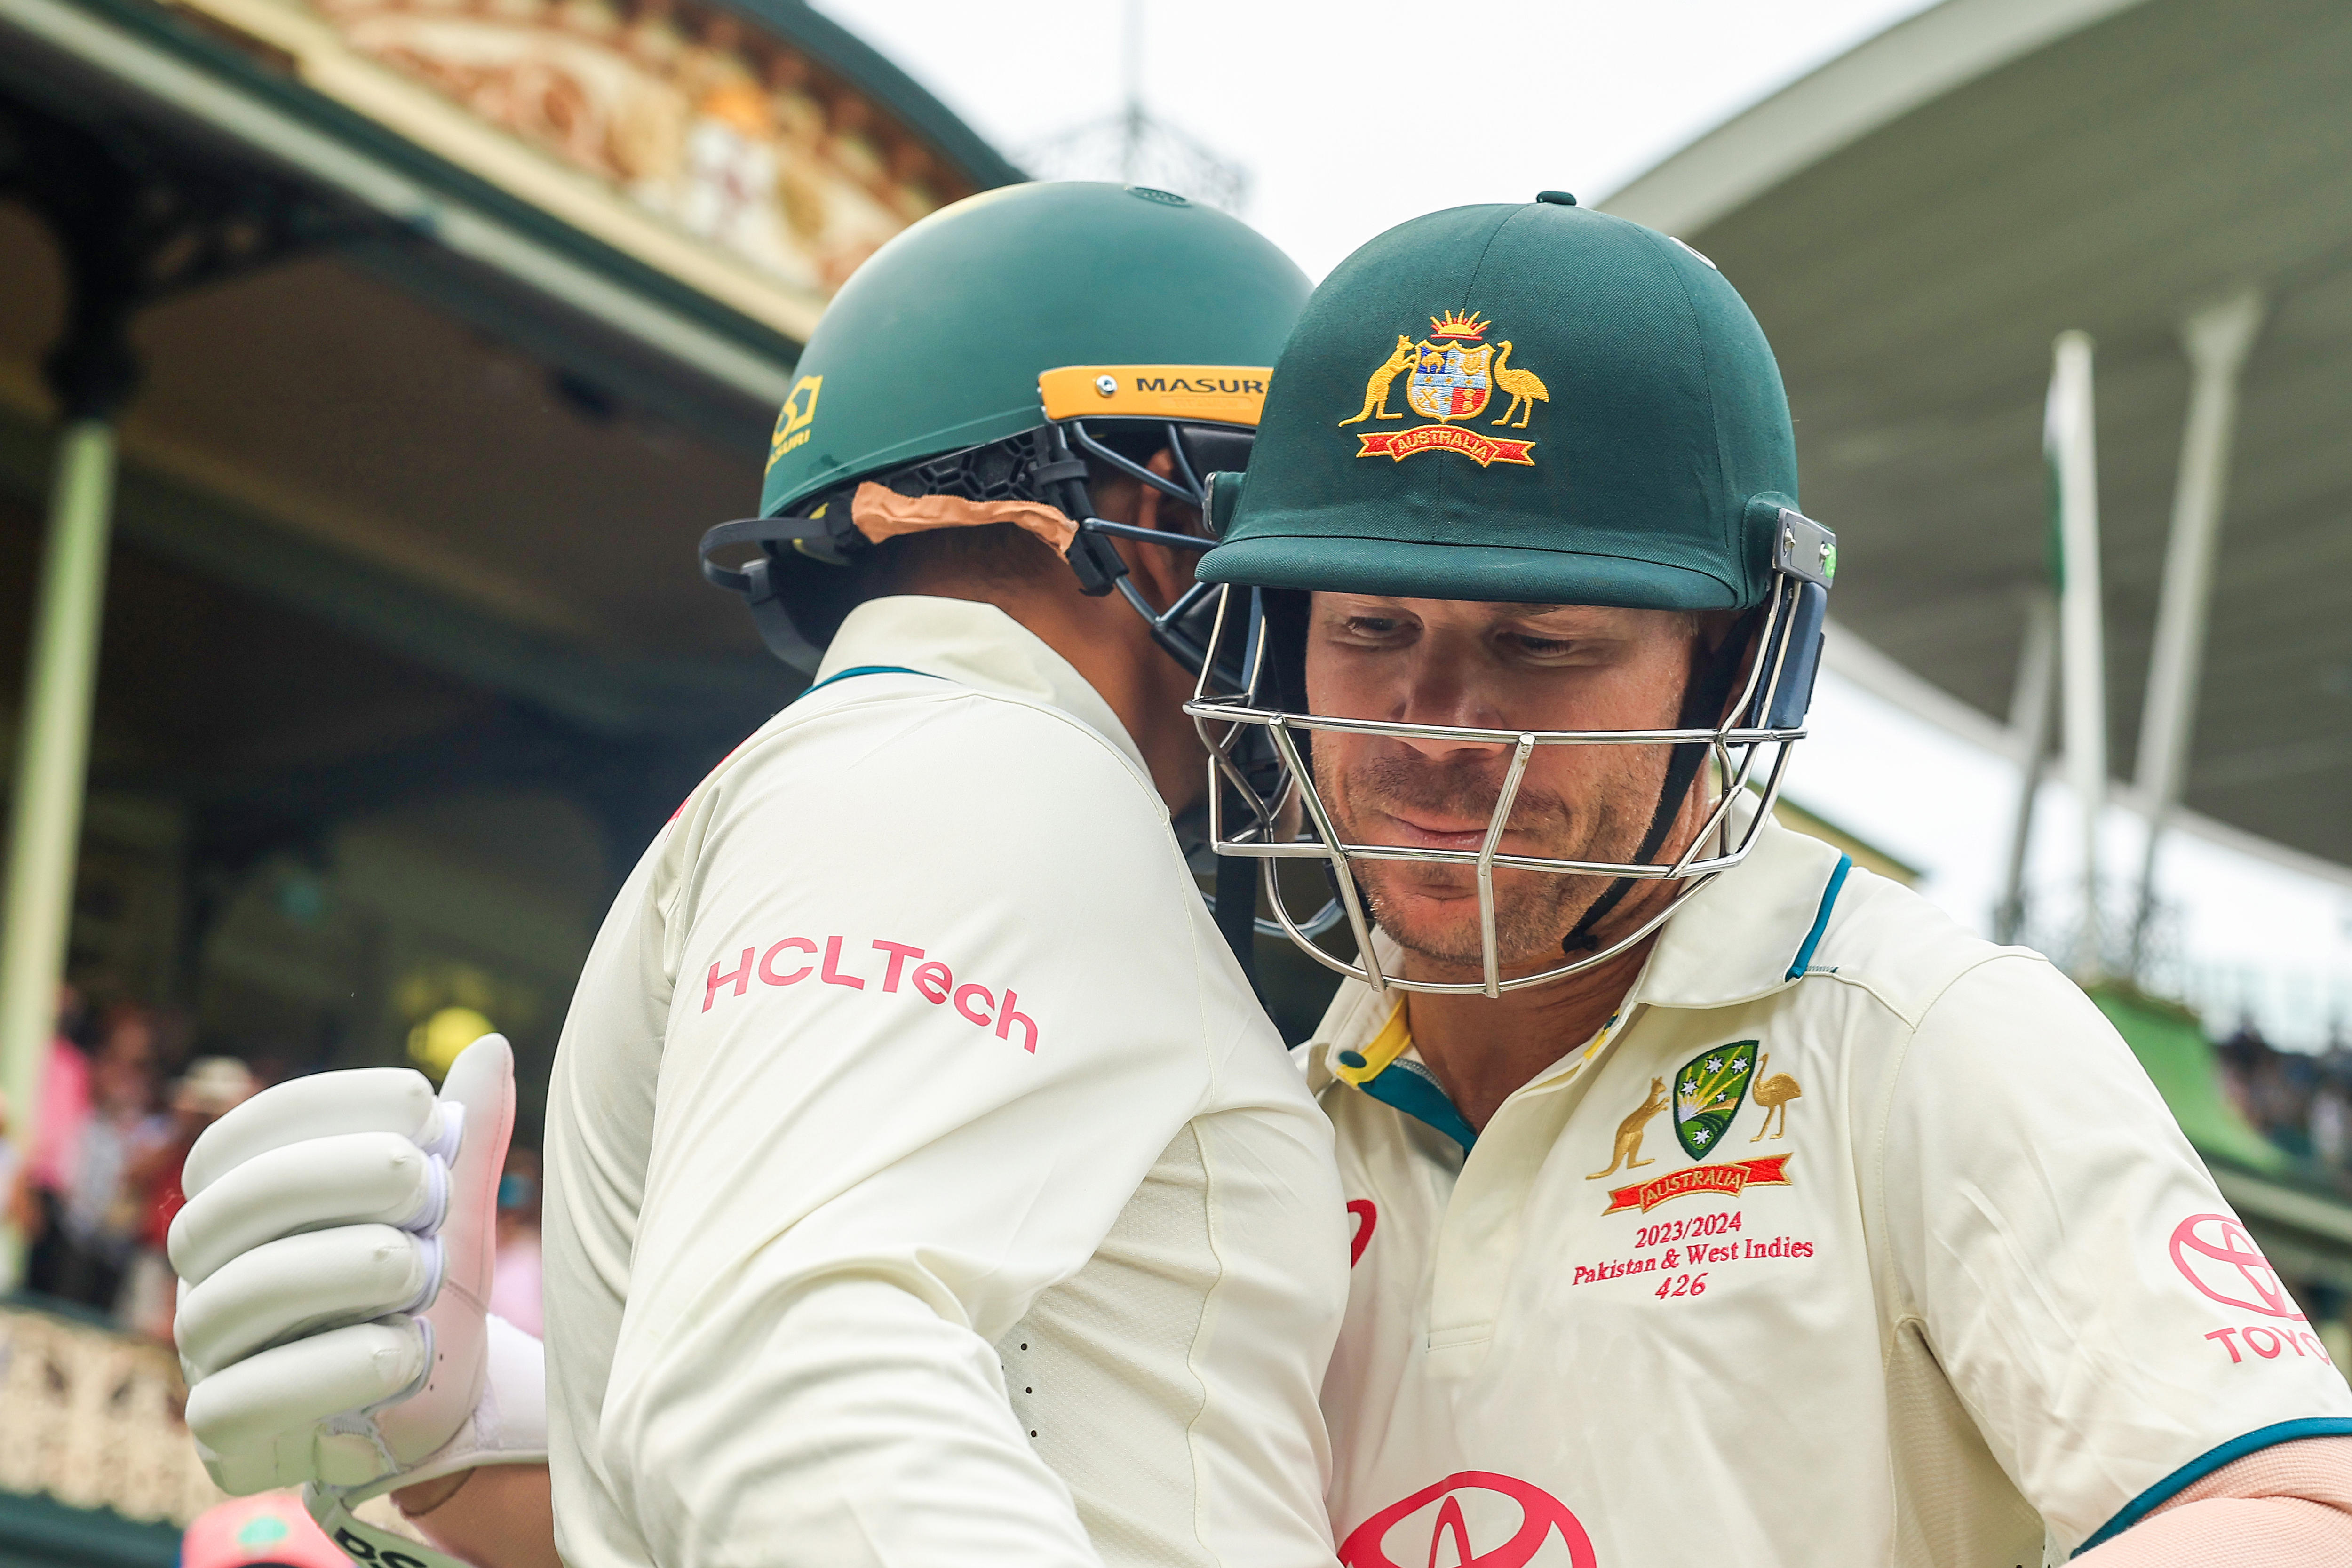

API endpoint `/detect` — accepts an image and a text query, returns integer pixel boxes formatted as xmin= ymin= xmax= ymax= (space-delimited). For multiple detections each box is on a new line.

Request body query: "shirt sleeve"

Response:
xmin=596 ymin=692 xmax=1226 ymax=1568
xmin=1879 ymin=954 xmax=2352 ymax=1555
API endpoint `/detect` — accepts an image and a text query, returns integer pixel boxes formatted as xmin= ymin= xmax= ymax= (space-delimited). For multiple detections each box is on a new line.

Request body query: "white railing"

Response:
xmin=0 ymin=1302 xmax=224 ymax=1526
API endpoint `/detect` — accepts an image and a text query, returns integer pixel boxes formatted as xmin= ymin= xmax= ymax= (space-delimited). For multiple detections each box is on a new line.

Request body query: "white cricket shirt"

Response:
xmin=1311 ymin=813 xmax=2352 ymax=1568
xmin=541 ymin=595 xmax=1347 ymax=1568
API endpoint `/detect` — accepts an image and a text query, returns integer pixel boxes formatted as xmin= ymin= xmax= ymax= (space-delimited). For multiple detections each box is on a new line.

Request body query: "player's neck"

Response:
xmin=1400 ymin=814 xmax=1707 ymax=1132
xmin=893 ymin=459 xmax=1207 ymax=809
xmin=914 ymin=573 xmax=1207 ymax=812
xmin=1026 ymin=591 xmax=1205 ymax=811
xmin=1405 ymin=939 xmax=1652 ymax=1134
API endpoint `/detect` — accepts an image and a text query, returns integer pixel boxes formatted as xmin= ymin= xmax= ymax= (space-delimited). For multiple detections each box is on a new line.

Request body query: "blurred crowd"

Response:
xmin=0 ymin=986 xmax=252 ymax=1337
xmin=0 ymin=983 xmax=544 ymax=1341
xmin=2219 ymin=1020 xmax=2352 ymax=1179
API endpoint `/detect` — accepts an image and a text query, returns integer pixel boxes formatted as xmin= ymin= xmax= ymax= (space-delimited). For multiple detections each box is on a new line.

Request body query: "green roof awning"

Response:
xmin=2091 ymin=985 xmax=2284 ymax=1173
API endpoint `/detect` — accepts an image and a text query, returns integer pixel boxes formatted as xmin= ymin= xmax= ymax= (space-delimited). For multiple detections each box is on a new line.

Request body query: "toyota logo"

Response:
xmin=2169 ymin=1212 xmax=2304 ymax=1321
xmin=1338 ymin=1471 xmax=1597 ymax=1568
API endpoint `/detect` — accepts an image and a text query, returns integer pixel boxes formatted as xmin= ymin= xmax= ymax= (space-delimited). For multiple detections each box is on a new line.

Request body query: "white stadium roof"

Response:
xmin=1602 ymin=0 xmax=2352 ymax=878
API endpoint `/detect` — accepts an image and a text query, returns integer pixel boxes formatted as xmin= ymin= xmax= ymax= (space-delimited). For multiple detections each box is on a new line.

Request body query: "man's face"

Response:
xmin=1302 ymin=595 xmax=1701 ymax=975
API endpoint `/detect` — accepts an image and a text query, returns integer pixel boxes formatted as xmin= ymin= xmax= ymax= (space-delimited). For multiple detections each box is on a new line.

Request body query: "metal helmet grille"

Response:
xmin=1182 ymin=572 xmax=1824 ymax=997
xmin=1038 ymin=414 xmax=1252 ymax=678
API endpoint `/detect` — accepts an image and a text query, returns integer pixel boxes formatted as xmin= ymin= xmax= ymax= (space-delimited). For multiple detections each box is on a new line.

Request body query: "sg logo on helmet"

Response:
xmin=1337 ymin=310 xmax=1549 ymax=468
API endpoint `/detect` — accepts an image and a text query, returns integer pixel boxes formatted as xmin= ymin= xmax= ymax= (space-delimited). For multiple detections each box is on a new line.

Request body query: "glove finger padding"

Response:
xmin=186 ymin=1319 xmax=432 ymax=1486
xmin=184 ymin=1068 xmax=443 ymax=1200
xmin=177 ymin=1225 xmax=440 ymax=1380
xmin=169 ymin=1134 xmax=446 ymax=1286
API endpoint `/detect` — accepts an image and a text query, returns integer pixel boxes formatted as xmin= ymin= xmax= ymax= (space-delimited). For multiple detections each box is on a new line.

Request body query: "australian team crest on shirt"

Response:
xmin=1337 ymin=309 xmax=1548 ymax=467
xmin=1673 ymin=1041 xmax=1757 ymax=1160
xmin=1596 ymin=1041 xmax=1798 ymax=1214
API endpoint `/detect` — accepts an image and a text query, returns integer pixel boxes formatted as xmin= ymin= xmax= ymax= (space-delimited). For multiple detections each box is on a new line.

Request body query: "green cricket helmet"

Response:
xmin=1184 ymin=195 xmax=1839 ymax=997
xmin=699 ymin=181 xmax=1310 ymax=673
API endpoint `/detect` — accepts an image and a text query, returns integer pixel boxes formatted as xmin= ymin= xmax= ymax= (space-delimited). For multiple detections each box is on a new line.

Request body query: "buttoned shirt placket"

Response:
xmin=1325 ymin=973 xmax=1641 ymax=1375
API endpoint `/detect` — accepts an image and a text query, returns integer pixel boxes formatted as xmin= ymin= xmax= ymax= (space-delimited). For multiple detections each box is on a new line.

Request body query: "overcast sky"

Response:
xmin=814 ymin=0 xmax=2352 ymax=1045
xmin=818 ymin=0 xmax=1945 ymax=279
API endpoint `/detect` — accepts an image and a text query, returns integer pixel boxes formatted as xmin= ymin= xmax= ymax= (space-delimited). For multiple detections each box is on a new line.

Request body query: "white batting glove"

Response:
xmin=172 ymin=1036 xmax=543 ymax=1502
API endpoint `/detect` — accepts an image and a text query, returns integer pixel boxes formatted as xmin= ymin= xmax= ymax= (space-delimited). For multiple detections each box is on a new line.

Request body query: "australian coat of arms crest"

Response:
xmin=1338 ymin=309 xmax=1548 ymax=467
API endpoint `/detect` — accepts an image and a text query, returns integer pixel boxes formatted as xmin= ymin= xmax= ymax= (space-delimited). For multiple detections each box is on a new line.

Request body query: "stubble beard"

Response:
xmin=1312 ymin=742 xmax=1669 ymax=974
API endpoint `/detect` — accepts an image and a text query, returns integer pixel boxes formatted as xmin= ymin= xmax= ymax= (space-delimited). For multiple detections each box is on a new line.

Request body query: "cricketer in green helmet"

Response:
xmin=163 ymin=181 xmax=1351 ymax=1568
xmin=1187 ymin=194 xmax=2352 ymax=1568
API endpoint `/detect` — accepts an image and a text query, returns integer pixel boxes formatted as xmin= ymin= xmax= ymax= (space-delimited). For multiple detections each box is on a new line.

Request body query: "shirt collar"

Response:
xmin=1307 ymin=955 xmax=1634 ymax=1152
xmin=1630 ymin=810 xmax=1851 ymax=1011
xmin=816 ymin=595 xmax=1155 ymax=788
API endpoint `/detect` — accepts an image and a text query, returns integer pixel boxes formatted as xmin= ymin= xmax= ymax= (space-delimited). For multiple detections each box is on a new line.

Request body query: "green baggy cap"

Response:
xmin=1199 ymin=199 xmax=1797 ymax=610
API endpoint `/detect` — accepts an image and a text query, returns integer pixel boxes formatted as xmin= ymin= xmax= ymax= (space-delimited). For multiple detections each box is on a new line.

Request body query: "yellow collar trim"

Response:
xmin=1327 ymin=996 xmax=1631 ymax=1093
xmin=1332 ymin=1001 xmax=1414 ymax=1085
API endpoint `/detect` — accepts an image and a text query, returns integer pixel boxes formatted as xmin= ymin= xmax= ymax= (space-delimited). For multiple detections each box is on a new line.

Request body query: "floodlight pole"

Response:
xmin=2049 ymin=332 xmax=2106 ymax=980
xmin=1994 ymin=592 xmax=2058 ymax=945
xmin=2130 ymin=290 xmax=2265 ymax=979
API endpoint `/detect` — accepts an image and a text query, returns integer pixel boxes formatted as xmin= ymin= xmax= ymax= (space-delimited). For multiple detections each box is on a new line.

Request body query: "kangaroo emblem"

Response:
xmin=1338 ymin=334 xmax=1418 ymax=426
xmin=1587 ymin=1076 xmax=1670 ymax=1179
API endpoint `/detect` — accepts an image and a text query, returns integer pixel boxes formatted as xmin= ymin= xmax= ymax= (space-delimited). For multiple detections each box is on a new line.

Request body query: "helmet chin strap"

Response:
xmin=1559 ymin=611 xmax=1761 ymax=955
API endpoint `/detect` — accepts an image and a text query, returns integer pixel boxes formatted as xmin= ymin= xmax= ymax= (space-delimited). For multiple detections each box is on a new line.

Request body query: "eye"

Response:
xmin=1337 ymin=615 xmax=1413 ymax=642
xmin=1502 ymin=632 xmax=1587 ymax=665
xmin=1497 ymin=627 xmax=1612 ymax=667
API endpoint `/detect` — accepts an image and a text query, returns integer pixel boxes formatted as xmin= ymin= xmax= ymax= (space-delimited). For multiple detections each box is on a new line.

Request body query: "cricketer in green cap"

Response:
xmin=1185 ymin=200 xmax=2352 ymax=1568
xmin=1187 ymin=195 xmax=1837 ymax=998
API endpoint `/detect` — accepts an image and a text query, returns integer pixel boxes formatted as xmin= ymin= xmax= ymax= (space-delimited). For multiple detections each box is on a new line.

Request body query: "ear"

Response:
xmin=1117 ymin=449 xmax=1203 ymax=612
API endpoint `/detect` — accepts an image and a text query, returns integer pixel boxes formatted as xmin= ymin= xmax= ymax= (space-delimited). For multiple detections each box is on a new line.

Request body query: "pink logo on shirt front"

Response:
xmin=1347 ymin=1200 xmax=1377 ymax=1267
xmin=2169 ymin=1213 xmax=2304 ymax=1321
xmin=1338 ymin=1472 xmax=1596 ymax=1568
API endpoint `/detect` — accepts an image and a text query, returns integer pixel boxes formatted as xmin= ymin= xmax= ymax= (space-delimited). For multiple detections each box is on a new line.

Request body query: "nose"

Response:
xmin=1390 ymin=642 xmax=1511 ymax=761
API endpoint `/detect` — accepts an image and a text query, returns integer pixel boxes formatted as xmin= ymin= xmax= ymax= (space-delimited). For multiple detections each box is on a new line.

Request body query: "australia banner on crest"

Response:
xmin=1353 ymin=424 xmax=1535 ymax=466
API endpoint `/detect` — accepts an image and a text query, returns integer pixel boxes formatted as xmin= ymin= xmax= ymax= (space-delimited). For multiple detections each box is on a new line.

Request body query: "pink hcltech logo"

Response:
xmin=2170 ymin=1212 xmax=2304 ymax=1320
xmin=701 ymin=934 xmax=1041 ymax=1052
xmin=1338 ymin=1472 xmax=1597 ymax=1568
